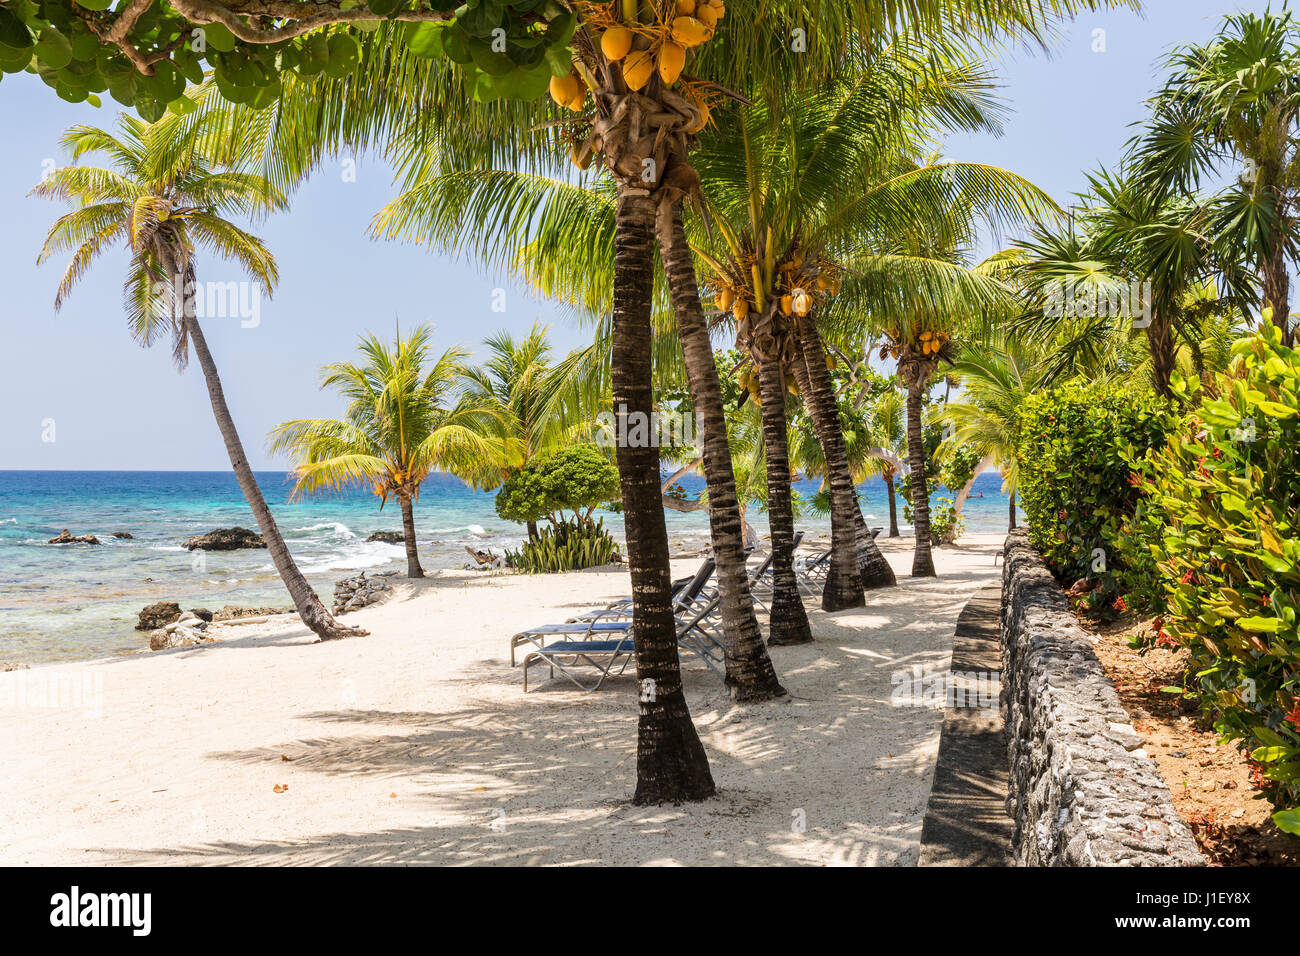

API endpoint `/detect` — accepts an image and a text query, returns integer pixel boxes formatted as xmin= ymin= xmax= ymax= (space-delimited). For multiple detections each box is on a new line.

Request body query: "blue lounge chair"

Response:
xmin=509 ymin=557 xmax=716 ymax=666
xmin=522 ymin=589 xmax=725 ymax=691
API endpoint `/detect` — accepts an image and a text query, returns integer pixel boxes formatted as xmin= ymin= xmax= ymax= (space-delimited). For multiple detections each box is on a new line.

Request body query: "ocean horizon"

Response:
xmin=0 ymin=468 xmax=1015 ymax=664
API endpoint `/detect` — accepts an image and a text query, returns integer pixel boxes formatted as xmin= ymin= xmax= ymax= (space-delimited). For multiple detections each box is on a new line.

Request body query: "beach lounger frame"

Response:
xmin=510 ymin=558 xmax=716 ymax=666
xmin=521 ymin=590 xmax=727 ymax=691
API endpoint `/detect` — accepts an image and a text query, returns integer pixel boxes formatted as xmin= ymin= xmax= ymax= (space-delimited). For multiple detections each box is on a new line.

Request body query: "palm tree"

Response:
xmin=1136 ymin=8 xmax=1300 ymax=342
xmin=864 ymin=388 xmax=907 ymax=538
xmin=269 ymin=327 xmax=499 ymax=579
xmin=1012 ymin=168 xmax=1253 ymax=398
xmin=453 ymin=323 xmax=604 ymax=541
xmin=198 ymin=0 xmax=1134 ymax=802
xmin=33 ymin=104 xmax=363 ymax=641
xmin=937 ymin=336 xmax=1040 ymax=533
xmin=372 ymin=157 xmax=788 ymax=694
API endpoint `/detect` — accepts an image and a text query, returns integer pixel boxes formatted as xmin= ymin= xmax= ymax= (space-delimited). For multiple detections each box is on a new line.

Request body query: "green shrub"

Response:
xmin=1014 ymin=381 xmax=1175 ymax=613
xmin=505 ymin=518 xmax=620 ymax=573
xmin=1126 ymin=327 xmax=1300 ymax=826
xmin=495 ymin=443 xmax=621 ymax=530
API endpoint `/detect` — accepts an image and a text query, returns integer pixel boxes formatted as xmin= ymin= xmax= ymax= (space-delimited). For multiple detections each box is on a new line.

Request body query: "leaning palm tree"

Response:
xmin=269 ymin=327 xmax=499 ymax=579
xmin=701 ymin=81 xmax=1056 ymax=582
xmin=33 ymin=104 xmax=363 ymax=640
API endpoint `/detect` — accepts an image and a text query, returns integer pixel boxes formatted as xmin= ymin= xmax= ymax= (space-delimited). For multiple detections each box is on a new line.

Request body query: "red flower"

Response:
xmin=1112 ymin=595 xmax=1127 ymax=612
xmin=1285 ymin=700 xmax=1300 ymax=729
xmin=1181 ymin=568 xmax=1196 ymax=584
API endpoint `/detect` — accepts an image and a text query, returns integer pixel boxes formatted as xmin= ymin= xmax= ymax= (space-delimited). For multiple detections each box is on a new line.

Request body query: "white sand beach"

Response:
xmin=0 ymin=533 xmax=1004 ymax=866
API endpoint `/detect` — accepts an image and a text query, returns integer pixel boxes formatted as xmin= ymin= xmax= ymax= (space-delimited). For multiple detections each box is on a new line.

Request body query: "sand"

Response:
xmin=0 ymin=533 xmax=1005 ymax=866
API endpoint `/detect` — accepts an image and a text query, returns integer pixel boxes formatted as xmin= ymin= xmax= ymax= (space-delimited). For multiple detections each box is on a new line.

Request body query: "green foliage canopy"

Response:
xmin=494 ymin=442 xmax=619 ymax=529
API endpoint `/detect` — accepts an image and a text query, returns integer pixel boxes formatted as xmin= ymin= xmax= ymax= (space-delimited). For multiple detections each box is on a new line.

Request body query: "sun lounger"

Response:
xmin=510 ymin=557 xmax=716 ymax=666
xmin=521 ymin=590 xmax=726 ymax=691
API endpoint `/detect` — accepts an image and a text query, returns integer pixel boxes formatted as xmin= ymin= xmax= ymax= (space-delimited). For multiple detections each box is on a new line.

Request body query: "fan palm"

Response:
xmin=1012 ymin=167 xmax=1254 ymax=397
xmin=1134 ymin=8 xmax=1300 ymax=343
xmin=32 ymin=102 xmax=363 ymax=641
xmin=268 ymin=327 xmax=501 ymax=579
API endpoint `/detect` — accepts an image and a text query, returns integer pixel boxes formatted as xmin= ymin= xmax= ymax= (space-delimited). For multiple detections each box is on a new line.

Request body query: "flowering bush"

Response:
xmin=1125 ymin=327 xmax=1300 ymax=828
xmin=1013 ymin=381 xmax=1175 ymax=615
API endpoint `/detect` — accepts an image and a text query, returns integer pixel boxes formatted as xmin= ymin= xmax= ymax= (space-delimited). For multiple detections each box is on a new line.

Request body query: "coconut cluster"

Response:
xmin=878 ymin=328 xmax=951 ymax=361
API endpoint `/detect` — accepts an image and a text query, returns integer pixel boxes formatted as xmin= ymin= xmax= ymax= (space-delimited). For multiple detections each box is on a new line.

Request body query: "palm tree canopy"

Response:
xmin=33 ymin=92 xmax=285 ymax=369
xmin=268 ymin=325 xmax=505 ymax=503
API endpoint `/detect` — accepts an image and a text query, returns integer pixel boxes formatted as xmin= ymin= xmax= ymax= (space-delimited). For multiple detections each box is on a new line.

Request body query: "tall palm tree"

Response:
xmin=33 ymin=104 xmax=363 ymax=641
xmin=195 ymin=0 xmax=1134 ymax=802
xmin=937 ymin=336 xmax=1040 ymax=533
xmin=372 ymin=160 xmax=788 ymax=693
xmin=451 ymin=322 xmax=603 ymax=543
xmin=1135 ymin=8 xmax=1300 ymax=342
xmin=268 ymin=326 xmax=499 ymax=579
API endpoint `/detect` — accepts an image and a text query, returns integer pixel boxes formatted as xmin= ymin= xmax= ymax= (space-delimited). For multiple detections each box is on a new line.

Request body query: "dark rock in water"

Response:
xmin=48 ymin=528 xmax=101 ymax=545
xmin=212 ymin=604 xmax=293 ymax=621
xmin=1 ymin=661 xmax=29 ymax=672
xmin=111 ymin=531 xmax=133 ymax=539
xmin=137 ymin=601 xmax=182 ymax=631
xmin=189 ymin=608 xmax=214 ymax=622
xmin=366 ymin=530 xmax=404 ymax=544
xmin=183 ymin=527 xmax=266 ymax=551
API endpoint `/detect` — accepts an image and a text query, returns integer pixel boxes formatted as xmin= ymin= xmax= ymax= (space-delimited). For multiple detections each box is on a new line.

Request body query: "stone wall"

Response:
xmin=1001 ymin=530 xmax=1204 ymax=866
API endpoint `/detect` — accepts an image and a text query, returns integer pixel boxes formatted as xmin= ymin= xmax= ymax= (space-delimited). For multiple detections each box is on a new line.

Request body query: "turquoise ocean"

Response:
xmin=0 ymin=469 xmax=1014 ymax=663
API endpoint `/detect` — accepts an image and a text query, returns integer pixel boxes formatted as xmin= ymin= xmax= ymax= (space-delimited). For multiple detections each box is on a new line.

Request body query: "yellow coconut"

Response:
xmin=815 ymin=274 xmax=831 ymax=291
xmin=779 ymin=294 xmax=793 ymax=316
xmin=567 ymin=89 xmax=587 ymax=111
xmin=676 ymin=0 xmax=696 ymax=12
xmin=570 ymin=142 xmax=592 ymax=170
xmin=684 ymin=98 xmax=711 ymax=134
xmin=548 ymin=72 xmax=581 ymax=107
xmin=600 ymin=26 xmax=633 ymax=61
xmin=658 ymin=41 xmax=686 ymax=84
xmin=717 ymin=286 xmax=735 ymax=311
xmin=792 ymin=289 xmax=812 ymax=316
xmin=708 ymin=0 xmax=726 ymax=18
xmin=733 ymin=298 xmax=750 ymax=320
xmin=696 ymin=4 xmax=717 ymax=29
xmin=671 ymin=15 xmax=711 ymax=47
xmin=623 ymin=48 xmax=656 ymax=91
xmin=825 ymin=353 xmax=837 ymax=370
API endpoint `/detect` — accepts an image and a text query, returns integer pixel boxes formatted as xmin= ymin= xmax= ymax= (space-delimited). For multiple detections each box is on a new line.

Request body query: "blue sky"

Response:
xmin=0 ymin=0 xmax=1274 ymax=470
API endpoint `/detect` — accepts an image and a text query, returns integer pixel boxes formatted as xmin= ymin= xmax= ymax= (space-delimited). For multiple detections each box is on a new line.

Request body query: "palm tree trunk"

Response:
xmin=1263 ymin=241 xmax=1292 ymax=345
xmin=904 ymin=375 xmax=936 ymax=578
xmin=1147 ymin=309 xmax=1175 ymax=399
xmin=794 ymin=317 xmax=895 ymax=600
xmin=612 ymin=187 xmax=714 ymax=804
xmin=885 ymin=472 xmax=900 ymax=537
xmin=526 ymin=520 xmax=539 ymax=542
xmin=788 ymin=351 xmax=863 ymax=614
xmin=1009 ymin=491 xmax=1017 ymax=531
xmin=756 ymin=354 xmax=813 ymax=646
xmin=658 ymin=208 xmax=785 ymax=700
xmin=399 ymin=495 xmax=424 ymax=579
xmin=185 ymin=312 xmax=365 ymax=639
